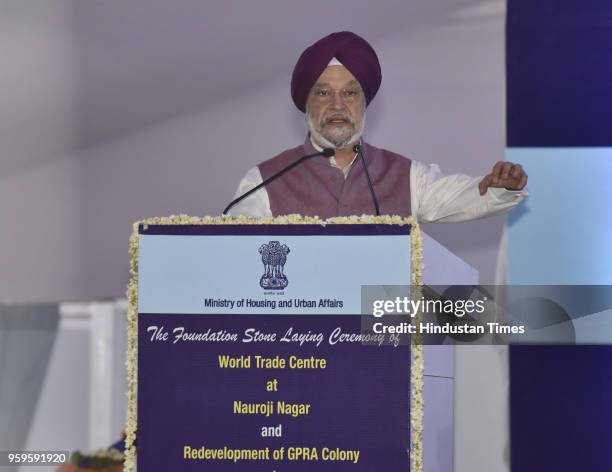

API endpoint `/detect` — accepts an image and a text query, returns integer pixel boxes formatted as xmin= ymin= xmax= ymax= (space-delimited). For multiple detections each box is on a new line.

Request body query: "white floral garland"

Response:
xmin=124 ymin=214 xmax=423 ymax=472
xmin=76 ymin=448 xmax=125 ymax=461
xmin=410 ymin=220 xmax=424 ymax=472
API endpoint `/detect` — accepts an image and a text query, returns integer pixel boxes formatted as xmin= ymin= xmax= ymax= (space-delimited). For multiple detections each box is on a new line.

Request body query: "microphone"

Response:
xmin=223 ymin=148 xmax=335 ymax=215
xmin=353 ymin=143 xmax=380 ymax=216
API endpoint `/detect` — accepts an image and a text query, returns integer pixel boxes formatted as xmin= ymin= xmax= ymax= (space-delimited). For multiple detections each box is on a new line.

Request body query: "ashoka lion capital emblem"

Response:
xmin=259 ymin=241 xmax=290 ymax=290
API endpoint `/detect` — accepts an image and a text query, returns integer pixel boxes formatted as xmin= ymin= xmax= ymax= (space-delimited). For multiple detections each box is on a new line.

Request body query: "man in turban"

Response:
xmin=229 ymin=31 xmax=527 ymax=220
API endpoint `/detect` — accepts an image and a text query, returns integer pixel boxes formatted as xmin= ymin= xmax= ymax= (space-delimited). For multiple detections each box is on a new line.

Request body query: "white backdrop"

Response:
xmin=1 ymin=1 xmax=507 ymax=303
xmin=2 ymin=2 xmax=510 ymax=471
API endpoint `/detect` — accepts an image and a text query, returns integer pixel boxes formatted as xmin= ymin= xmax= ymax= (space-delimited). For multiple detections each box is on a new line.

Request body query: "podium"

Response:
xmin=124 ymin=216 xmax=477 ymax=472
xmin=421 ymin=234 xmax=478 ymax=472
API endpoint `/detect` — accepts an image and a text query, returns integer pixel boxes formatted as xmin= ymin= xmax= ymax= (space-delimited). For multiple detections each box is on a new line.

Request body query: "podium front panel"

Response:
xmin=129 ymin=221 xmax=418 ymax=472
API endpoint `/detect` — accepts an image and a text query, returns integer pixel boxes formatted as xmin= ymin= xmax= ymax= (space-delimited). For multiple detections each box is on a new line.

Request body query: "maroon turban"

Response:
xmin=291 ymin=31 xmax=382 ymax=113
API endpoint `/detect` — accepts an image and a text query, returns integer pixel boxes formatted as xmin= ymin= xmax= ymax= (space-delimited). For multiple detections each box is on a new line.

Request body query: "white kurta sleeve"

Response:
xmin=410 ymin=160 xmax=527 ymax=223
xmin=227 ymin=166 xmax=273 ymax=218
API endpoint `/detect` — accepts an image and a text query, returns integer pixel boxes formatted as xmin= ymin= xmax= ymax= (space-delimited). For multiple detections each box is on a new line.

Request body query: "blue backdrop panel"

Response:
xmin=507 ymin=0 xmax=612 ymax=147
xmin=507 ymin=1 xmax=612 ymax=470
xmin=510 ymin=346 xmax=612 ymax=471
xmin=506 ymin=148 xmax=612 ymax=285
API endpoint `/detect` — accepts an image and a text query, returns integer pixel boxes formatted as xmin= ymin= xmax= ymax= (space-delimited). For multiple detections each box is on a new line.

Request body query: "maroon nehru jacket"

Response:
xmin=258 ymin=138 xmax=412 ymax=219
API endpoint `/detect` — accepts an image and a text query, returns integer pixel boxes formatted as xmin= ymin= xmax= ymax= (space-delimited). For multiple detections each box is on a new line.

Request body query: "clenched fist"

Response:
xmin=479 ymin=161 xmax=528 ymax=195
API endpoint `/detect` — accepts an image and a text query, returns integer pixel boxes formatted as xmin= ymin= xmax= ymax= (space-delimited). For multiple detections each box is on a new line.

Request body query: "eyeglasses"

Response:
xmin=310 ymin=86 xmax=363 ymax=104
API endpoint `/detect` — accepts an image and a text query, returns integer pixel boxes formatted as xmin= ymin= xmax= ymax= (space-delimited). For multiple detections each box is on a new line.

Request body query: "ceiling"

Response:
xmin=1 ymin=0 xmax=493 ymax=175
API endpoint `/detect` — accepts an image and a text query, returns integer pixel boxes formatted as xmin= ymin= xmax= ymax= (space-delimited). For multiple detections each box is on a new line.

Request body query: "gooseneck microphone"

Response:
xmin=222 ymin=148 xmax=335 ymax=215
xmin=353 ymin=143 xmax=380 ymax=216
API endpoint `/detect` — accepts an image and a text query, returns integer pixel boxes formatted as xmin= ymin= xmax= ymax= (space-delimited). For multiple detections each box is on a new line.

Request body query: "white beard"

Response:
xmin=306 ymin=111 xmax=366 ymax=150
